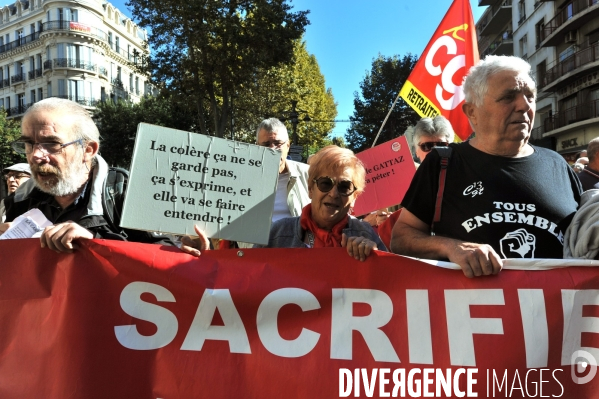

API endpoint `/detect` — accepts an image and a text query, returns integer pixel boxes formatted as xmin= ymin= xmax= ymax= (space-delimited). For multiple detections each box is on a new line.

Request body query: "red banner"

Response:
xmin=1 ymin=239 xmax=599 ymax=398
xmin=399 ymin=0 xmax=479 ymax=141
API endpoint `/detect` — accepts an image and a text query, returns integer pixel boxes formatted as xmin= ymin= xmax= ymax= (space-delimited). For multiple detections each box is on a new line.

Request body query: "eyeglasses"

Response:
xmin=418 ymin=141 xmax=448 ymax=152
xmin=11 ymin=139 xmax=84 ymax=155
xmin=259 ymin=140 xmax=287 ymax=149
xmin=4 ymin=173 xmax=29 ymax=181
xmin=313 ymin=176 xmax=357 ymax=197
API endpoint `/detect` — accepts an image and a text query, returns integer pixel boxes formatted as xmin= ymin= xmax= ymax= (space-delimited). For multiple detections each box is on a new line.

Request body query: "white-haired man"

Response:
xmin=391 ymin=55 xmax=582 ymax=278
xmin=1 ymin=98 xmax=173 ymax=252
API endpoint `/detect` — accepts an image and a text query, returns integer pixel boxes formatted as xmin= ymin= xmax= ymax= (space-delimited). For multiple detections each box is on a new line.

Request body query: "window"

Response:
xmin=68 ymin=79 xmax=84 ymax=102
xmin=559 ymin=45 xmax=575 ymax=61
xmin=519 ymin=34 xmax=528 ymax=58
xmin=129 ymin=73 xmax=133 ymax=90
xmin=29 ymin=56 xmax=34 ymax=71
xmin=30 ymin=23 xmax=35 ymax=35
xmin=0 ymin=99 xmax=4 ymax=109
xmin=536 ymin=60 xmax=546 ymax=88
xmin=5 ymin=96 xmax=10 ymax=109
xmin=15 ymin=29 xmax=23 ymax=45
xmin=37 ymin=87 xmax=42 ymax=101
xmin=518 ymin=0 xmax=526 ymax=24
xmin=47 ymin=82 xmax=52 ymax=97
xmin=17 ymin=93 xmax=24 ymax=111
xmin=535 ymin=18 xmax=544 ymax=47
xmin=57 ymin=79 xmax=66 ymax=97
xmin=115 ymin=36 xmax=120 ymax=53
xmin=135 ymin=76 xmax=139 ymax=94
xmin=30 ymin=89 xmax=36 ymax=103
xmin=108 ymin=32 xmax=113 ymax=48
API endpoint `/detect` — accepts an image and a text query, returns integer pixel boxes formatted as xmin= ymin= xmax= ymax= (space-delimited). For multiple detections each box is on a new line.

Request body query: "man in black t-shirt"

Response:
xmin=390 ymin=55 xmax=582 ymax=278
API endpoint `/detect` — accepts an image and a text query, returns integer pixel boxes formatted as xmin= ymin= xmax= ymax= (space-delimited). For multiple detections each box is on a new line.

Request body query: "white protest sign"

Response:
xmin=120 ymin=123 xmax=280 ymax=245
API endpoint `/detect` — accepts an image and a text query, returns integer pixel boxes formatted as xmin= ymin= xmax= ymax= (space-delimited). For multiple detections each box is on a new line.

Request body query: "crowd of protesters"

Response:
xmin=1 ymin=54 xmax=597 ymax=276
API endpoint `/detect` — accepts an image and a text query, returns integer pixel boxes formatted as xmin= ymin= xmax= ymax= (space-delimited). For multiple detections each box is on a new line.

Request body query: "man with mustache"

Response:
xmin=1 ymin=98 xmax=173 ymax=252
xmin=0 ymin=163 xmax=31 ymax=222
xmin=390 ymin=55 xmax=582 ymax=278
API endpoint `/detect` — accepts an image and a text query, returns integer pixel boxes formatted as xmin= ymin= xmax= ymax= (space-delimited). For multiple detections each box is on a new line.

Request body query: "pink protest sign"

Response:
xmin=353 ymin=136 xmax=416 ymax=216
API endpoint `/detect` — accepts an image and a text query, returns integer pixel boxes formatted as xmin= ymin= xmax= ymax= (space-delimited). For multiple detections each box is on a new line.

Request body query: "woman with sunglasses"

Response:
xmin=413 ymin=116 xmax=455 ymax=163
xmin=255 ymin=145 xmax=386 ymax=261
xmin=180 ymin=146 xmax=386 ymax=259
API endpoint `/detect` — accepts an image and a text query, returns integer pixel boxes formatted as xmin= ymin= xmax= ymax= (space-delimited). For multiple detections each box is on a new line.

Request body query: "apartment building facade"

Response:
xmin=476 ymin=0 xmax=599 ymax=162
xmin=0 ymin=0 xmax=148 ymax=118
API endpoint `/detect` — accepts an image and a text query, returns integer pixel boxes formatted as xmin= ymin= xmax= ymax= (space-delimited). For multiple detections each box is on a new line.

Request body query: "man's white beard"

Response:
xmin=32 ymin=152 xmax=90 ymax=197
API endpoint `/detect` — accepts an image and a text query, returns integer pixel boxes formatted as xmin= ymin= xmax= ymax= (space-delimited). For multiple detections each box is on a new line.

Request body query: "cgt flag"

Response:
xmin=399 ymin=0 xmax=479 ymax=141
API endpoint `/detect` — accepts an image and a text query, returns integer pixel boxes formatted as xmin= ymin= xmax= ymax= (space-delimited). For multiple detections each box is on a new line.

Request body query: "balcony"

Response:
xmin=478 ymin=0 xmax=513 ymax=36
xmin=53 ymin=58 xmax=97 ymax=73
xmin=542 ymin=40 xmax=599 ymax=90
xmin=43 ymin=60 xmax=52 ymax=70
xmin=10 ymin=74 xmax=24 ymax=84
xmin=99 ymin=67 xmax=108 ymax=77
xmin=543 ymin=99 xmax=599 ymax=133
xmin=0 ymin=31 xmax=41 ymax=56
xmin=482 ymin=31 xmax=514 ymax=57
xmin=27 ymin=68 xmax=42 ymax=80
xmin=2 ymin=79 xmax=9 ymax=87
xmin=8 ymin=103 xmax=31 ymax=116
xmin=42 ymin=20 xmax=108 ymax=42
xmin=51 ymin=95 xmax=96 ymax=107
xmin=540 ymin=0 xmax=599 ymax=47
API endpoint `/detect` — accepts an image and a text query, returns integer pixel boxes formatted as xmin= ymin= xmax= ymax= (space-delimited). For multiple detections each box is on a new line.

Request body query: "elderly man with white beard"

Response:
xmin=1 ymin=98 xmax=174 ymax=252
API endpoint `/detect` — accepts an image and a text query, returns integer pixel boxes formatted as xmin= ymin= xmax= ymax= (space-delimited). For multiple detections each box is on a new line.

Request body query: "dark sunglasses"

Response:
xmin=313 ymin=176 xmax=357 ymax=197
xmin=418 ymin=141 xmax=448 ymax=152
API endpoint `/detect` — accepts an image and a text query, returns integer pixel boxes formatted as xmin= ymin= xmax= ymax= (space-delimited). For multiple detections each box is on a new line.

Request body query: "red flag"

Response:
xmin=399 ymin=0 xmax=479 ymax=141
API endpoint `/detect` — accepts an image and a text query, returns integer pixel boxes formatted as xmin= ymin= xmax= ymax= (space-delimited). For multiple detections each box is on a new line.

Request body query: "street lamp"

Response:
xmin=280 ymin=100 xmax=311 ymax=145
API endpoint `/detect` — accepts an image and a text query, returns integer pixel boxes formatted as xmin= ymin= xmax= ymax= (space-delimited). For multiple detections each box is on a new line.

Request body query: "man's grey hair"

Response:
xmin=23 ymin=98 xmax=100 ymax=145
xmin=463 ymin=55 xmax=537 ymax=107
xmin=255 ymin=118 xmax=288 ymax=143
xmin=412 ymin=116 xmax=455 ymax=148
xmin=587 ymin=138 xmax=599 ymax=163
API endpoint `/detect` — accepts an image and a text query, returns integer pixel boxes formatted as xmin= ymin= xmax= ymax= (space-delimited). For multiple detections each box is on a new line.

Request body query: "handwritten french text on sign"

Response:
xmin=121 ymin=123 xmax=280 ymax=244
xmin=1 ymin=239 xmax=598 ymax=398
xmin=353 ymin=136 xmax=416 ymax=216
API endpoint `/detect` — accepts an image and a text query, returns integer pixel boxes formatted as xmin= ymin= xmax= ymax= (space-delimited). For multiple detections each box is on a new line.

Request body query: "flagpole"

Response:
xmin=371 ymin=89 xmax=403 ymax=148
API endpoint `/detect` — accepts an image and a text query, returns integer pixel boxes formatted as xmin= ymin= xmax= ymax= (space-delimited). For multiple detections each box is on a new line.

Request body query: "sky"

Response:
xmin=108 ymin=0 xmax=487 ymax=137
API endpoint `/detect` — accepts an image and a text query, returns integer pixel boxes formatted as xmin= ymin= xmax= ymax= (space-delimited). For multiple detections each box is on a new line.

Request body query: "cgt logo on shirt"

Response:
xmin=463 ymin=181 xmax=484 ymax=198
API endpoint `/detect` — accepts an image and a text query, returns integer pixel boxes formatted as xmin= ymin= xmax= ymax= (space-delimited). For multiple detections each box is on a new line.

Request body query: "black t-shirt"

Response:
xmin=401 ymin=142 xmax=582 ymax=259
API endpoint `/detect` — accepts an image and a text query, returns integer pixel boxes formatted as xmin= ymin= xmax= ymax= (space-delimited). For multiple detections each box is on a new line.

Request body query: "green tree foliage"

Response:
xmin=127 ymin=0 xmax=309 ymax=138
xmin=233 ymin=40 xmax=337 ymax=154
xmin=0 ymin=110 xmax=26 ymax=171
xmin=93 ymin=96 xmax=197 ymax=167
xmin=345 ymin=54 xmax=420 ymax=153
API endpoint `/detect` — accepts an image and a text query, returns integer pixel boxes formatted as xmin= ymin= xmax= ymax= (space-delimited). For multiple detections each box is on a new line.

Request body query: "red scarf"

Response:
xmin=299 ymin=204 xmax=348 ymax=248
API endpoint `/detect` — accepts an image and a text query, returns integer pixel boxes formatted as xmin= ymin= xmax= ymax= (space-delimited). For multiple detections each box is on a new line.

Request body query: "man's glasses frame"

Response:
xmin=313 ymin=176 xmax=357 ymax=197
xmin=258 ymin=140 xmax=288 ymax=149
xmin=3 ymin=173 xmax=30 ymax=181
xmin=11 ymin=139 xmax=84 ymax=155
xmin=418 ymin=141 xmax=449 ymax=153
